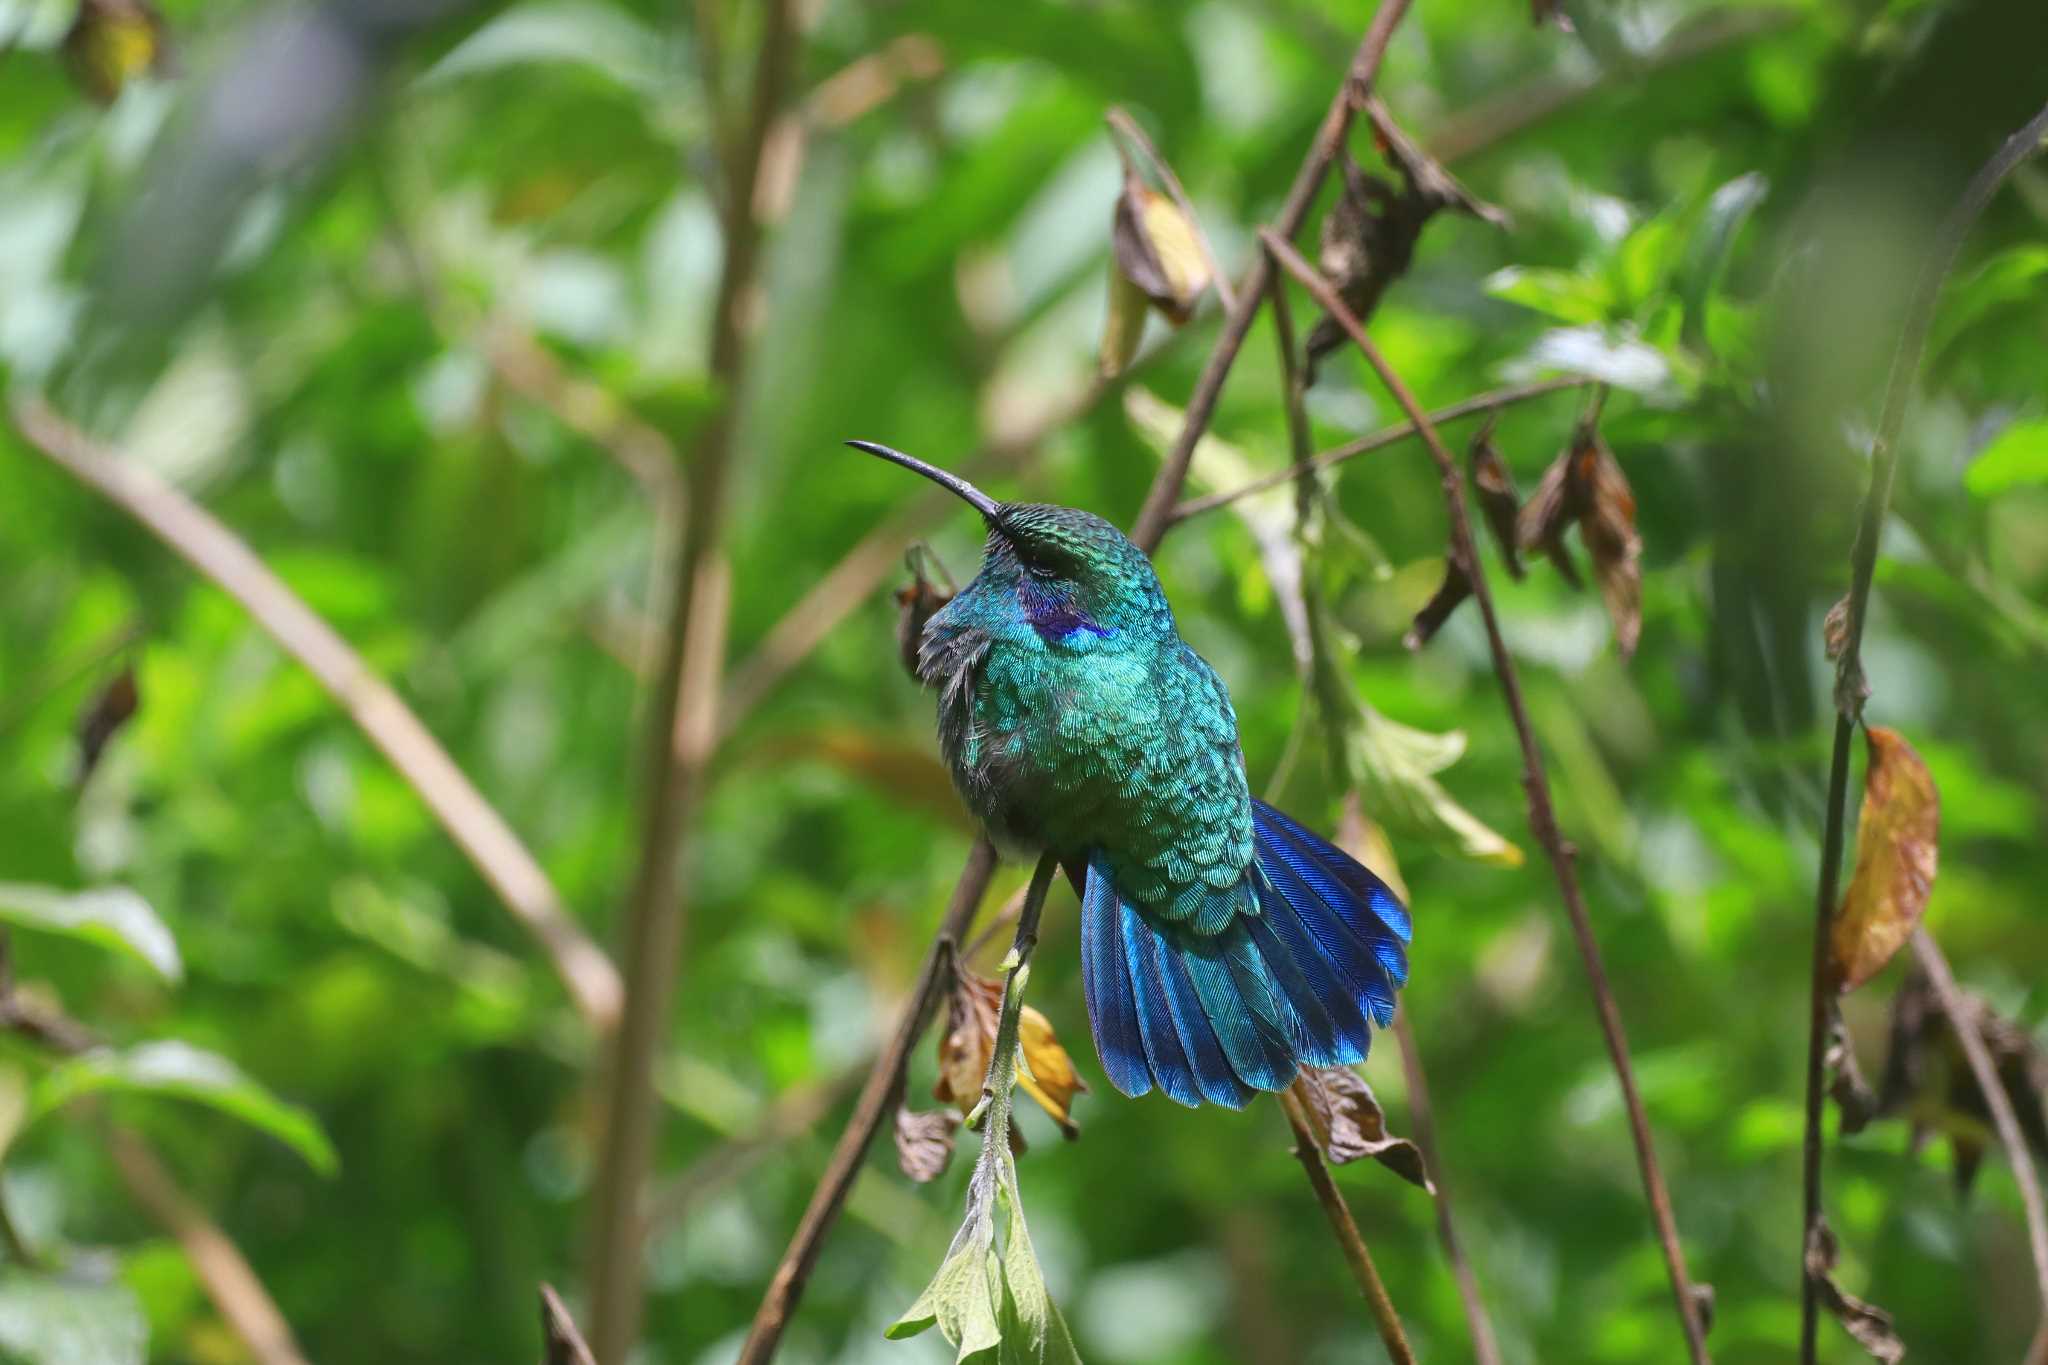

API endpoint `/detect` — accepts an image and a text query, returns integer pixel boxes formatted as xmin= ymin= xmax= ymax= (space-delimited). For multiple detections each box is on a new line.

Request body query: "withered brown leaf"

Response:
xmin=894 ymin=1105 xmax=961 ymax=1184
xmin=1831 ymin=728 xmax=1939 ymax=993
xmin=1824 ymin=596 xmax=1852 ymax=662
xmin=1805 ymin=1219 xmax=1905 ymax=1364
xmin=1101 ymin=169 xmax=1212 ymax=377
xmin=1404 ymin=557 xmax=1472 ymax=651
xmin=75 ymin=663 xmax=140 ymax=785
xmin=894 ymin=545 xmax=954 ymax=682
xmin=933 ymin=966 xmax=1087 ymax=1145
xmin=1514 ymin=446 xmax=1586 ymax=589
xmin=1577 ymin=432 xmax=1642 ymax=660
xmin=1289 ymin=1065 xmax=1433 ymax=1192
xmin=1875 ymin=970 xmax=2048 ymax=1195
xmin=1469 ymin=425 xmax=1525 ymax=580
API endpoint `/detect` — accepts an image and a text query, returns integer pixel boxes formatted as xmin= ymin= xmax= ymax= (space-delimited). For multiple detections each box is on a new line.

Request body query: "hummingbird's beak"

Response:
xmin=847 ymin=440 xmax=1001 ymax=522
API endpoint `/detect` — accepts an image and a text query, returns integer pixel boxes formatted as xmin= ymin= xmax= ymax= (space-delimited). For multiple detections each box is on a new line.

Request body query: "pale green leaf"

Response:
xmin=1485 ymin=266 xmax=1613 ymax=325
xmin=0 ymin=1269 xmax=146 ymax=1365
xmin=1964 ymin=418 xmax=2048 ymax=497
xmin=30 ymin=1042 xmax=337 ymax=1175
xmin=0 ymin=884 xmax=180 ymax=983
xmin=1349 ymin=704 xmax=1521 ymax=868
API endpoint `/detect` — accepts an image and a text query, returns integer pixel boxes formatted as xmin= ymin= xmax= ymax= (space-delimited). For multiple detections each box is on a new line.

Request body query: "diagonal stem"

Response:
xmin=1278 ymin=1088 xmax=1416 ymax=1365
xmin=1797 ymin=99 xmax=2048 ymax=1364
xmin=1263 ymin=227 xmax=1713 ymax=1363
xmin=7 ymin=397 xmax=621 ymax=1033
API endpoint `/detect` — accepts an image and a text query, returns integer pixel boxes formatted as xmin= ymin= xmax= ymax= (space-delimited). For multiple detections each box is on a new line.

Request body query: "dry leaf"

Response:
xmin=1113 ymin=176 xmax=1211 ymax=323
xmin=1515 ymin=446 xmax=1586 ymax=589
xmin=1304 ymin=116 xmax=1506 ymax=381
xmin=895 ymin=545 xmax=954 ymax=682
xmin=1805 ymin=1219 xmax=1905 ymax=1364
xmin=1577 ymin=433 xmax=1642 ymax=659
xmin=75 ymin=664 xmax=139 ymax=786
xmin=934 ymin=967 xmax=1086 ymax=1144
xmin=1404 ymin=557 xmax=1471 ymax=651
xmin=1827 ymin=1008 xmax=1879 ymax=1135
xmin=1529 ymin=0 xmax=1574 ymax=29
xmin=62 ymin=0 xmax=171 ymax=104
xmin=1289 ymin=1065 xmax=1433 ymax=1192
xmin=1469 ymin=426 xmax=1525 ymax=580
xmin=1875 ymin=969 xmax=2048 ymax=1195
xmin=1831 ymin=728 xmax=1939 ymax=993
xmin=1100 ymin=170 xmax=1212 ymax=377
xmin=895 ymin=1105 xmax=961 ymax=1183
xmin=1019 ymin=1006 xmax=1087 ymax=1139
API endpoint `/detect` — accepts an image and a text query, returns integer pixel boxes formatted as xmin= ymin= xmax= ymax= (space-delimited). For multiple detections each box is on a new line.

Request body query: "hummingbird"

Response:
xmin=853 ymin=440 xmax=1411 ymax=1108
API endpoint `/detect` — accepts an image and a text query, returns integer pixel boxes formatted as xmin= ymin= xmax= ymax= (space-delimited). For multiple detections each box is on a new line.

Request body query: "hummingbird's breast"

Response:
xmin=919 ymin=599 xmax=1255 ymax=900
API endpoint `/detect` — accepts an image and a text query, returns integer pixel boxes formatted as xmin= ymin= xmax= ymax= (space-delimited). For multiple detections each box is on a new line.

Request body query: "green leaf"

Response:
xmin=1485 ymin=266 xmax=1613 ymax=325
xmin=886 ymin=1189 xmax=1002 ymax=1357
xmin=1679 ymin=172 xmax=1767 ymax=348
xmin=0 ymin=885 xmax=180 ymax=984
xmin=30 ymin=1043 xmax=338 ymax=1175
xmin=0 ymin=1269 xmax=146 ymax=1365
xmin=419 ymin=2 xmax=669 ymax=96
xmin=1930 ymin=246 xmax=2048 ymax=360
xmin=995 ymin=1171 xmax=1082 ymax=1364
xmin=1964 ymin=417 xmax=2048 ymax=496
xmin=1347 ymin=704 xmax=1522 ymax=868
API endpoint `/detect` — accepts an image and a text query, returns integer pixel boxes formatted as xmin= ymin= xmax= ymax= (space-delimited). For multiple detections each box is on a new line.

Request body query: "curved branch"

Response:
xmin=1263 ymin=227 xmax=1713 ymax=1362
xmin=1798 ymin=99 xmax=2048 ymax=1364
xmin=8 ymin=397 xmax=622 ymax=1034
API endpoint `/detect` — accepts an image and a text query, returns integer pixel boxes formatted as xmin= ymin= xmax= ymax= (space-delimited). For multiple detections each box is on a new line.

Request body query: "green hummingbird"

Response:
xmin=852 ymin=440 xmax=1411 ymax=1108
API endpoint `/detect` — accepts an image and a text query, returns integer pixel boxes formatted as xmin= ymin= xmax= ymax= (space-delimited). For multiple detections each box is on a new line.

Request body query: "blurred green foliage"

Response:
xmin=1 ymin=0 xmax=2046 ymax=1360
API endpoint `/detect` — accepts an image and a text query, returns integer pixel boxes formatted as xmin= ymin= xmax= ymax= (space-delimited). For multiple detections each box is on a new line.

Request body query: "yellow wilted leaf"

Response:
xmin=1017 ymin=1006 xmax=1086 ymax=1138
xmin=1832 ymin=727 xmax=1939 ymax=993
xmin=1100 ymin=171 xmax=1213 ymax=375
xmin=1099 ymin=265 xmax=1150 ymax=379
xmin=62 ymin=0 xmax=170 ymax=105
xmin=934 ymin=967 xmax=1086 ymax=1142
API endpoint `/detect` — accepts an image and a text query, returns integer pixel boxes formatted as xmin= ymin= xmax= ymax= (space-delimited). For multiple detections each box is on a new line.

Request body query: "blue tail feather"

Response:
xmin=1080 ymin=865 xmax=1150 ymax=1099
xmin=1079 ymin=804 xmax=1413 ymax=1109
xmin=1115 ymin=897 xmax=1203 ymax=1107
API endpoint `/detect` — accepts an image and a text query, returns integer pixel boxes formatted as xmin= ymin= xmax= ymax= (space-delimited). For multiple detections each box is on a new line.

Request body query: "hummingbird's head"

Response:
xmin=848 ymin=440 xmax=1169 ymax=640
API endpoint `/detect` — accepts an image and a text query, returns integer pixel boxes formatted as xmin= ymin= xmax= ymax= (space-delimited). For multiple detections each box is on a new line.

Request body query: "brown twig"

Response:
xmin=540 ymin=1283 xmax=599 ymax=1365
xmin=1171 ymin=376 xmax=1584 ymax=523
xmin=1263 ymin=228 xmax=1713 ymax=1361
xmin=643 ymin=1063 xmax=865 ymax=1239
xmin=8 ymin=396 xmax=623 ymax=1034
xmin=736 ymin=837 xmax=997 ymax=1361
xmin=1107 ymin=106 xmax=1237 ymax=314
xmin=481 ymin=322 xmax=683 ymax=506
xmin=1424 ymin=7 xmax=1800 ymax=166
xmin=1278 ymin=1087 xmax=1416 ymax=1365
xmin=581 ymin=1 xmax=801 ymax=1359
xmin=1394 ymin=1010 xmax=1504 ymax=1365
xmin=1128 ymin=0 xmax=1416 ymax=552
xmin=1910 ymin=932 xmax=2048 ymax=1347
xmin=1798 ymin=99 xmax=2048 ymax=1364
xmin=105 ymin=1127 xmax=314 ymax=1365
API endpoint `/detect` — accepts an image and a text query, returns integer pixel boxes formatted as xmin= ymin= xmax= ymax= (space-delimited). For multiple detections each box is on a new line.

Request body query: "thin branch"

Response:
xmin=1263 ymin=228 xmax=1713 ymax=1362
xmin=582 ymin=1 xmax=801 ymax=1358
xmin=1107 ymin=106 xmax=1237 ymax=314
xmin=1128 ymin=0 xmax=1416 ymax=552
xmin=1424 ymin=7 xmax=1800 ymax=166
xmin=480 ymin=321 xmax=683 ymax=507
xmin=105 ymin=1127 xmax=314 ymax=1365
xmin=1394 ymin=1009 xmax=1504 ymax=1365
xmin=539 ymin=1283 xmax=599 ymax=1365
xmin=643 ymin=1063 xmax=864 ymax=1239
xmin=1277 ymin=1087 xmax=1416 ymax=1365
xmin=736 ymin=837 xmax=997 ymax=1362
xmin=8 ymin=396 xmax=622 ymax=1034
xmin=1911 ymin=933 xmax=2048 ymax=1337
xmin=1171 ymin=376 xmax=1584 ymax=523
xmin=1798 ymin=99 xmax=2048 ymax=1364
